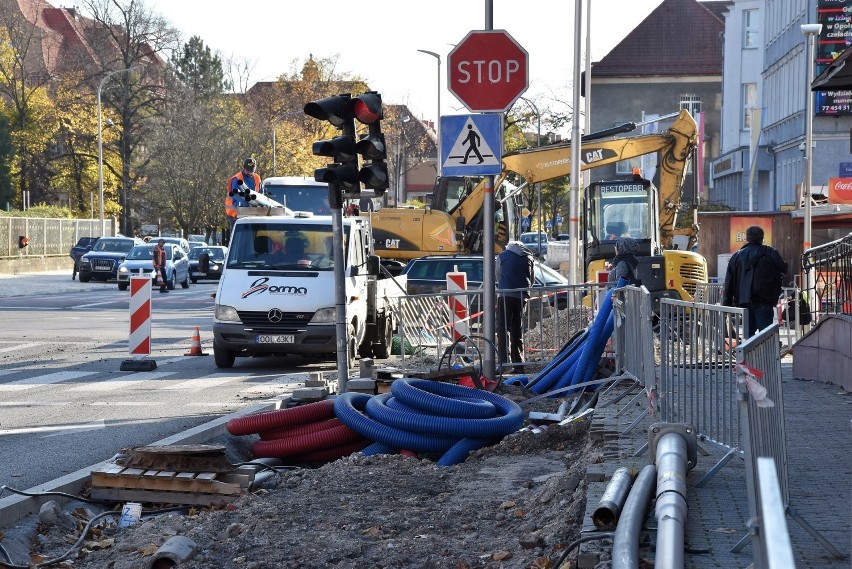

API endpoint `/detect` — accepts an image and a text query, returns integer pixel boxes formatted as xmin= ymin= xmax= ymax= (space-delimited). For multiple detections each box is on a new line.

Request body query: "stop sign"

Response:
xmin=448 ymin=30 xmax=529 ymax=113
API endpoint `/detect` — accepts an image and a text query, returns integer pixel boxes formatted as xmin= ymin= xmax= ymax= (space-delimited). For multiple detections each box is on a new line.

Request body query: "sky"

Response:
xmin=140 ymin=0 xmax=666 ymax=131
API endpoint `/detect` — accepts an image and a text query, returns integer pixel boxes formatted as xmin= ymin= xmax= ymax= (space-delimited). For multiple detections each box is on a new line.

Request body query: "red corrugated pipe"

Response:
xmin=226 ymin=399 xmax=334 ymax=436
xmin=252 ymin=424 xmax=364 ymax=458
xmin=259 ymin=417 xmax=343 ymax=441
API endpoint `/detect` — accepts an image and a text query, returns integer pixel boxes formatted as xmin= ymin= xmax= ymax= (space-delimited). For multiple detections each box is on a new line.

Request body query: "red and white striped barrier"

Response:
xmin=128 ymin=276 xmax=152 ymax=356
xmin=446 ymin=271 xmax=469 ymax=342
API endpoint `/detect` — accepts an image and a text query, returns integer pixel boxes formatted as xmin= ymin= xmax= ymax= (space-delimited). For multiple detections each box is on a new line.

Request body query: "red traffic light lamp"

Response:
xmin=352 ymin=92 xmax=388 ymax=194
xmin=18 ymin=235 xmax=28 ymax=249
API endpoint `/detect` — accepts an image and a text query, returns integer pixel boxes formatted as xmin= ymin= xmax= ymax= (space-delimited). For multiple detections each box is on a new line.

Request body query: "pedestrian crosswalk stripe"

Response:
xmin=69 ymin=371 xmax=177 ymax=391
xmin=0 ymin=370 xmax=98 ymax=391
xmin=161 ymin=374 xmax=247 ymax=390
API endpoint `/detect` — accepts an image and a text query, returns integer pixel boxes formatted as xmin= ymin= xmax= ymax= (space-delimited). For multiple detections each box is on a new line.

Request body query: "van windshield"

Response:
xmin=227 ymin=223 xmax=341 ymax=270
xmin=262 ymin=184 xmax=330 ymax=215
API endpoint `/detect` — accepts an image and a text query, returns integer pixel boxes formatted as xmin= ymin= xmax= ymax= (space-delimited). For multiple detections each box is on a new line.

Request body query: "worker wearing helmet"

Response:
xmin=226 ymin=157 xmax=261 ymax=235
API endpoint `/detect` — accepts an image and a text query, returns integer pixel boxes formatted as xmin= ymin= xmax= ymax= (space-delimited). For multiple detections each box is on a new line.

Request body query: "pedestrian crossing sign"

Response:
xmin=440 ymin=114 xmax=502 ymax=176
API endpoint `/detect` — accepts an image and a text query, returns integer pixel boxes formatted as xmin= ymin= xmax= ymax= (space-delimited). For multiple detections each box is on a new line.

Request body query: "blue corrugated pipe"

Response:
xmin=334 ymin=379 xmax=524 ymax=466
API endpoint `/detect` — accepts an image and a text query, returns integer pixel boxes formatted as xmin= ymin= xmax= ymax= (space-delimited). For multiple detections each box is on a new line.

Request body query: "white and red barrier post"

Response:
xmin=446 ymin=271 xmax=469 ymax=343
xmin=121 ymin=276 xmax=157 ymax=371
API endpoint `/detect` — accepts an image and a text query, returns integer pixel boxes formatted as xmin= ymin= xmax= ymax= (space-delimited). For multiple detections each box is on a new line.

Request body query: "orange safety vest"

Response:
xmin=225 ymin=171 xmax=261 ymax=218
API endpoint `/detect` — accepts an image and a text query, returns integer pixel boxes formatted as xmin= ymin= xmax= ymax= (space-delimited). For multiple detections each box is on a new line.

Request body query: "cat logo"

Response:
xmin=384 ymin=239 xmax=400 ymax=249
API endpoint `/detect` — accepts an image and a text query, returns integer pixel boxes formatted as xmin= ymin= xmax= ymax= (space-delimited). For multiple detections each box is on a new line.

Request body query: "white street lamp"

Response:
xmin=801 ymin=24 xmax=821 ymax=253
xmin=801 ymin=23 xmax=822 ymax=309
xmin=98 ymin=66 xmax=140 ymax=237
xmin=519 ymin=96 xmax=542 ymax=246
xmin=417 ymin=49 xmax=441 ymax=176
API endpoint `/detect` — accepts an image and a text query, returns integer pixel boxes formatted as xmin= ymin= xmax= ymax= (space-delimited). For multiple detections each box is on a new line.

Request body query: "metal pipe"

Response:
xmin=612 ymin=463 xmax=656 ymax=569
xmin=593 ymin=466 xmax=636 ymax=529
xmin=654 ymin=432 xmax=689 ymax=569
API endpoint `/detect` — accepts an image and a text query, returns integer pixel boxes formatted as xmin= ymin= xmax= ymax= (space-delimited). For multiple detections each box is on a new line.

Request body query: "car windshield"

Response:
xmin=92 ymin=239 xmax=134 ymax=253
xmin=521 ymin=233 xmax=547 ymax=245
xmin=227 ymin=223 xmax=338 ymax=270
xmin=189 ymin=247 xmax=226 ymax=261
xmin=125 ymin=246 xmax=154 ymax=260
xmin=535 ymin=262 xmax=568 ymax=286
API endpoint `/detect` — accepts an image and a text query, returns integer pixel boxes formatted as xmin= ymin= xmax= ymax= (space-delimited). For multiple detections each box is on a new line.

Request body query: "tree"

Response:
xmin=0 ymin=113 xmax=12 ymax=209
xmin=79 ymin=0 xmax=179 ymax=235
xmin=171 ymin=35 xmax=229 ymax=99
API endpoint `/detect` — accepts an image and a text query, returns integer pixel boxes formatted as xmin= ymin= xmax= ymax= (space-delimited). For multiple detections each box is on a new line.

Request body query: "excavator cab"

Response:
xmin=585 ymin=177 xmax=659 ymax=266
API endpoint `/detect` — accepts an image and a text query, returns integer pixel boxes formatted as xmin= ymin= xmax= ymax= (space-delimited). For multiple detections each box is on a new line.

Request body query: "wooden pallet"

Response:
xmin=90 ymin=463 xmax=254 ymax=506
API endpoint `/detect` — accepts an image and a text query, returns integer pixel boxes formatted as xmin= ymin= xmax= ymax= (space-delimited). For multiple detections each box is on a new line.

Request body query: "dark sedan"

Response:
xmin=70 ymin=236 xmax=99 ymax=280
xmin=188 ymin=246 xmax=228 ymax=283
xmin=77 ymin=237 xmax=144 ymax=282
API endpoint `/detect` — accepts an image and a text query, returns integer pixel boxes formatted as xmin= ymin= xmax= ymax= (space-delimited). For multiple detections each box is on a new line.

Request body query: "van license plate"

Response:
xmin=256 ymin=335 xmax=294 ymax=344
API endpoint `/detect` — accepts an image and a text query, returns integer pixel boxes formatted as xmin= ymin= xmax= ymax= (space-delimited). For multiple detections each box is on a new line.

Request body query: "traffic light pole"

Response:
xmin=328 ymin=183 xmax=349 ymax=392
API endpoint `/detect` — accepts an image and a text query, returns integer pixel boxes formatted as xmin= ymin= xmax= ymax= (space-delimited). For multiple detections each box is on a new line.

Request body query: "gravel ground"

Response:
xmin=7 ymin=385 xmax=601 ymax=569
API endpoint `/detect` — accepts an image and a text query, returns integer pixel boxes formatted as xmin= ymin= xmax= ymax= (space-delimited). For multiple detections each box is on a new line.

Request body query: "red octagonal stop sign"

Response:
xmin=448 ymin=29 xmax=529 ymax=113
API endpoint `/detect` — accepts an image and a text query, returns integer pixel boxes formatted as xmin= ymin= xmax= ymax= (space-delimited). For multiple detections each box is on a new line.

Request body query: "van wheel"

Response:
xmin=167 ymin=272 xmax=176 ymax=290
xmin=373 ymin=315 xmax=392 ymax=359
xmin=214 ymin=346 xmax=235 ymax=368
xmin=181 ymin=273 xmax=190 ymax=288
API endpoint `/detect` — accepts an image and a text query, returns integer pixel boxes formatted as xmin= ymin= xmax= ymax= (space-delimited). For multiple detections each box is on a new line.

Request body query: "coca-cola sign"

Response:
xmin=828 ymin=177 xmax=852 ymax=204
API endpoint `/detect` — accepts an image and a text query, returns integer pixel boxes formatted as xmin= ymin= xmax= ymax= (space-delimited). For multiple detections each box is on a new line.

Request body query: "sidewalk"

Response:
xmin=0 ymin=269 xmax=100 ymax=298
xmin=581 ymin=359 xmax=851 ymax=568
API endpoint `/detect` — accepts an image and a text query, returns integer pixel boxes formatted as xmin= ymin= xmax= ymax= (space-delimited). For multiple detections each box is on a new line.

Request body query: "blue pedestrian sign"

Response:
xmin=440 ymin=114 xmax=502 ymax=176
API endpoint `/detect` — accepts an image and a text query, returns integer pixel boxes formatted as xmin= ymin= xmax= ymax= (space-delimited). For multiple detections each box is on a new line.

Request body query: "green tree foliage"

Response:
xmin=0 ymin=113 xmax=12 ymax=209
xmin=171 ymin=35 xmax=229 ymax=99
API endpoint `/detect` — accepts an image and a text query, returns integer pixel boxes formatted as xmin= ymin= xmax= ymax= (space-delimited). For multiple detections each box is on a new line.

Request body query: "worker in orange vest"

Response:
xmin=226 ymin=157 xmax=261 ymax=236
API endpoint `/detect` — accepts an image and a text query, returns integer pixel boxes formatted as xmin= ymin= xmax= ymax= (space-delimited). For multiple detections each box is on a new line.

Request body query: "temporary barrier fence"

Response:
xmin=754 ymin=458 xmax=796 ymax=569
xmin=658 ymin=297 xmax=745 ymax=486
xmin=802 ymin=232 xmax=852 ymax=321
xmin=732 ymin=324 xmax=843 ymax=562
xmin=0 ymin=216 xmax=116 ymax=259
xmin=600 ymin=285 xmax=657 ymax=434
xmin=390 ymin=283 xmax=600 ymax=375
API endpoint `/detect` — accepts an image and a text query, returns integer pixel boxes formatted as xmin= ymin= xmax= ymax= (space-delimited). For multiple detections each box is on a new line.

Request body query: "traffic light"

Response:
xmin=353 ymin=92 xmax=388 ymax=195
xmin=305 ymin=94 xmax=359 ymax=205
xmin=18 ymin=235 xmax=28 ymax=249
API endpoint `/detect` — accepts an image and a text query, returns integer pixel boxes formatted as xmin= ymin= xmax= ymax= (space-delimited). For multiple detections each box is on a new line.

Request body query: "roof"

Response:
xmin=811 ymin=48 xmax=852 ymax=91
xmin=592 ymin=0 xmax=730 ymax=77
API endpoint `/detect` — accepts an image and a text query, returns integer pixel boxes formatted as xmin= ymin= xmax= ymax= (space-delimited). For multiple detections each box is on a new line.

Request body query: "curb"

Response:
xmin=0 ymin=402 xmax=276 ymax=529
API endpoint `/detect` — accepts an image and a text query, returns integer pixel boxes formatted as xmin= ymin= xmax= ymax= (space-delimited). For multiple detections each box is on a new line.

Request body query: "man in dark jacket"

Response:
xmin=496 ymin=241 xmax=535 ymax=371
xmin=722 ymin=225 xmax=787 ymax=337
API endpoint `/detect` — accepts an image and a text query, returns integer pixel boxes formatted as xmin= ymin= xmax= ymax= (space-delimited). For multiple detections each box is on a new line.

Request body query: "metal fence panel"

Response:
xmin=0 ymin=217 xmax=114 ymax=259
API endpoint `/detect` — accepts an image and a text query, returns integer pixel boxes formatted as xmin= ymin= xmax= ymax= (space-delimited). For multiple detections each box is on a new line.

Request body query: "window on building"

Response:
xmin=680 ymin=95 xmax=701 ymax=118
xmin=615 ymin=156 xmax=642 ymax=175
xmin=743 ymin=83 xmax=757 ymax=129
xmin=744 ymin=9 xmax=759 ymax=48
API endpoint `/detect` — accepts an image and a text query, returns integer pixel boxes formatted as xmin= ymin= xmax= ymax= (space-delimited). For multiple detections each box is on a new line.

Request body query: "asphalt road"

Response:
xmin=0 ymin=271 xmax=335 ymax=491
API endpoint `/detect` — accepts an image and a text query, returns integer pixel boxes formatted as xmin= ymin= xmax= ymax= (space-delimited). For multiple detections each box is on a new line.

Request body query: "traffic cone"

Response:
xmin=184 ymin=326 xmax=208 ymax=356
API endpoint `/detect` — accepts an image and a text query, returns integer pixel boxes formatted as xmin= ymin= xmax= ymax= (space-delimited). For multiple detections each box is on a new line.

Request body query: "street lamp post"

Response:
xmin=396 ymin=115 xmax=411 ymax=206
xmin=417 ymin=49 xmax=441 ymax=176
xmin=519 ymin=96 xmax=542 ymax=247
xmin=801 ymin=23 xmax=822 ymax=308
xmin=98 ymin=66 xmax=140 ymax=237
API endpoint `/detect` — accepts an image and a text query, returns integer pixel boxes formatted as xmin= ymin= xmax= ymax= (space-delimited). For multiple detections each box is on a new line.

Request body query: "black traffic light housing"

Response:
xmin=305 ymin=92 xmax=390 ymax=205
xmin=353 ymin=92 xmax=388 ymax=195
xmin=305 ymin=94 xmax=359 ymax=207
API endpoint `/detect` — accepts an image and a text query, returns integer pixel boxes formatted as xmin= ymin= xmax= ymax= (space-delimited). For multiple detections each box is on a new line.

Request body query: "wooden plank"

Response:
xmin=90 ymin=472 xmax=242 ymax=495
xmin=175 ymin=472 xmax=196 ymax=480
xmin=90 ymin=487 xmax=238 ymax=507
xmin=218 ymin=471 xmax=254 ymax=489
xmin=142 ymin=470 xmax=160 ymax=478
xmin=155 ymin=471 xmax=177 ymax=479
xmin=122 ymin=468 xmax=146 ymax=477
xmin=96 ymin=464 xmax=126 ymax=475
xmin=195 ymin=472 xmax=216 ymax=481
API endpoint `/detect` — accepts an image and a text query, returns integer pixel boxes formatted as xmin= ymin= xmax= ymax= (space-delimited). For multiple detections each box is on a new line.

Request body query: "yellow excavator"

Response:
xmin=366 ymin=108 xmax=707 ymax=301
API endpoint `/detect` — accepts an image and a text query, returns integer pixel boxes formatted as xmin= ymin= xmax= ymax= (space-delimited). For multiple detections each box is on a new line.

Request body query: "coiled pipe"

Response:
xmin=251 ymin=423 xmax=364 ymax=458
xmin=259 ymin=417 xmax=343 ymax=440
xmin=654 ymin=432 xmax=689 ymax=569
xmin=226 ymin=399 xmax=335 ymax=436
xmin=612 ymin=463 xmax=656 ymax=569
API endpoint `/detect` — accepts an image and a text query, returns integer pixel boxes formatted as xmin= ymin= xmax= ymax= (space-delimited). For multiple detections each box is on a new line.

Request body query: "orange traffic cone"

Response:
xmin=184 ymin=326 xmax=208 ymax=356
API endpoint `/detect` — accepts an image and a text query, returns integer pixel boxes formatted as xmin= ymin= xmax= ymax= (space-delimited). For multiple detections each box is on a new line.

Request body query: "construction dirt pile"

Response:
xmin=20 ymin=386 xmax=602 ymax=569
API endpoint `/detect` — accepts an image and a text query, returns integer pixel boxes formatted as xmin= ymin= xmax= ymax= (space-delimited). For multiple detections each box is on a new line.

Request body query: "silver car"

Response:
xmin=116 ymin=244 xmax=190 ymax=291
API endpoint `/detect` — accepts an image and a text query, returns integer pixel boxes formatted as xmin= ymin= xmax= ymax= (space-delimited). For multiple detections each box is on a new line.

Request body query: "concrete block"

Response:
xmin=359 ymin=358 xmax=375 ymax=379
xmin=291 ymin=387 xmax=329 ymax=401
xmin=346 ymin=379 xmax=376 ymax=394
xmin=305 ymin=371 xmax=325 ymax=387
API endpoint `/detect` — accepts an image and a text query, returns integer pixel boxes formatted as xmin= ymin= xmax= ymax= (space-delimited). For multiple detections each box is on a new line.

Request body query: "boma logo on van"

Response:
xmin=241 ymin=277 xmax=308 ymax=298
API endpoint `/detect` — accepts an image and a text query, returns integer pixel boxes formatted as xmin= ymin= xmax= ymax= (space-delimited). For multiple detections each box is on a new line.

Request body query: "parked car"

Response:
xmin=116 ymin=243 xmax=190 ymax=291
xmin=69 ymin=236 xmax=99 ymax=280
xmin=78 ymin=237 xmax=144 ymax=282
xmin=188 ymin=246 xmax=228 ymax=283
xmin=519 ymin=232 xmax=548 ymax=258
xmin=401 ymin=254 xmax=569 ymax=309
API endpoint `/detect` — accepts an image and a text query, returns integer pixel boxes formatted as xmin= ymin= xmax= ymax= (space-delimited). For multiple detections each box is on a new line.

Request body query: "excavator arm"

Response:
xmin=457 ymin=108 xmax=698 ymax=250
